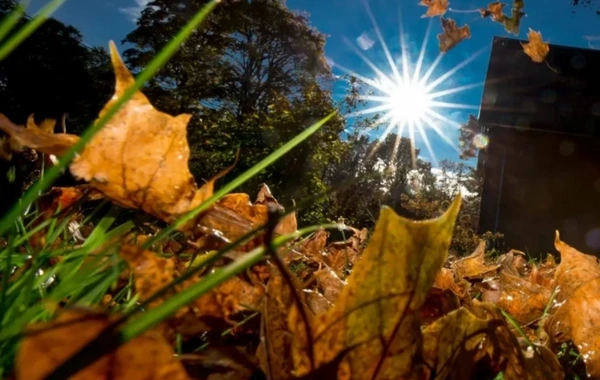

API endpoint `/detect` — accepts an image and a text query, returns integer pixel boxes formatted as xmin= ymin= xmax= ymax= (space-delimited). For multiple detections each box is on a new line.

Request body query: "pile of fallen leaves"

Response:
xmin=1 ymin=42 xmax=596 ymax=380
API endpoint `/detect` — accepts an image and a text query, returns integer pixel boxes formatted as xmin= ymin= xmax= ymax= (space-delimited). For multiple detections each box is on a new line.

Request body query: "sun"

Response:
xmin=386 ymin=79 xmax=431 ymax=124
xmin=335 ymin=2 xmax=487 ymax=167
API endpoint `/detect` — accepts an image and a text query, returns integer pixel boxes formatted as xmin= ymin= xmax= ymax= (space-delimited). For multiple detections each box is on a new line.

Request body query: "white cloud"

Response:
xmin=119 ymin=0 xmax=152 ymax=23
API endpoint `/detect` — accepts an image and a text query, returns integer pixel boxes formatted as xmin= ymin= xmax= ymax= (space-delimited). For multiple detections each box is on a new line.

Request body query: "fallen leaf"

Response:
xmin=419 ymin=0 xmax=449 ymax=18
xmin=545 ymin=231 xmax=600 ymax=378
xmin=433 ymin=267 xmax=470 ymax=298
xmin=313 ymin=266 xmax=345 ymax=303
xmin=481 ymin=271 xmax=550 ymax=324
xmin=451 ymin=240 xmax=499 ymax=279
xmin=257 ymin=266 xmax=307 ymax=380
xmin=255 ymin=183 xmax=297 ymax=236
xmin=480 ymin=1 xmax=507 ymax=22
xmin=120 ymin=244 xmax=264 ymax=335
xmin=289 ymin=196 xmax=461 ymax=379
xmin=437 ymin=18 xmax=471 ymax=53
xmin=420 ymin=287 xmax=460 ymax=325
xmin=15 ymin=309 xmax=189 ymax=380
xmin=304 ymin=289 xmax=333 ymax=315
xmin=69 ymin=41 xmax=228 ymax=228
xmin=521 ymin=29 xmax=550 ymax=63
xmin=422 ymin=303 xmax=562 ymax=380
xmin=0 ymin=114 xmax=79 ymax=158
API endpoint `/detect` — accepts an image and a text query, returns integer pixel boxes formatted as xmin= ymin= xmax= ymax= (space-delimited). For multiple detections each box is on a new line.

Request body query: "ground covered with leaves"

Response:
xmin=0 ymin=38 xmax=596 ymax=380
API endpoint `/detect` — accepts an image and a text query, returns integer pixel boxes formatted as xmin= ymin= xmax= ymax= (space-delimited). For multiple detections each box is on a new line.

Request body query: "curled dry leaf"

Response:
xmin=437 ymin=17 xmax=471 ymax=53
xmin=0 ymin=113 xmax=79 ymax=158
xmin=545 ymin=231 xmax=600 ymax=378
xmin=313 ymin=266 xmax=345 ymax=304
xmin=481 ymin=271 xmax=550 ymax=324
xmin=502 ymin=0 xmax=525 ymax=35
xmin=69 ymin=41 xmax=228 ymax=227
xmin=255 ymin=183 xmax=297 ymax=236
xmin=521 ymin=29 xmax=549 ymax=63
xmin=289 ymin=196 xmax=461 ymax=379
xmin=119 ymin=244 xmax=264 ymax=335
xmin=480 ymin=1 xmax=507 ymax=22
xmin=257 ymin=266 xmax=307 ymax=380
xmin=304 ymin=289 xmax=333 ymax=315
xmin=422 ymin=303 xmax=563 ymax=380
xmin=419 ymin=0 xmax=449 ymax=18
xmin=451 ymin=240 xmax=499 ymax=280
xmin=434 ymin=267 xmax=470 ymax=298
xmin=15 ymin=309 xmax=189 ymax=380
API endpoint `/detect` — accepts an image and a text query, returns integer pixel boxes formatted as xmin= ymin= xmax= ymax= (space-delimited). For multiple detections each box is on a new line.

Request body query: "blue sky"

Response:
xmin=26 ymin=0 xmax=600 ymax=164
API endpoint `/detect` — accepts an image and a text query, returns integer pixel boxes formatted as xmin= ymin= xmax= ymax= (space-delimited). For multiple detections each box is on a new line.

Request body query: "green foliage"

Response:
xmin=123 ymin=0 xmax=346 ymax=225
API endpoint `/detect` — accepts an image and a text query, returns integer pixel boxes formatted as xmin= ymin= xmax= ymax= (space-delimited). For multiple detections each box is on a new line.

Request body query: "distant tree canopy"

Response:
xmin=0 ymin=0 xmax=113 ymax=130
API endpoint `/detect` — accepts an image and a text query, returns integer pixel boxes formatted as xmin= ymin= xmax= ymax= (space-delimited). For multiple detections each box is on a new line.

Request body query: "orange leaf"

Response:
xmin=68 ymin=41 xmax=227 ymax=227
xmin=545 ymin=232 xmax=600 ymax=378
xmin=521 ymin=29 xmax=550 ymax=63
xmin=480 ymin=1 xmax=507 ymax=22
xmin=15 ymin=309 xmax=189 ymax=380
xmin=0 ymin=114 xmax=79 ymax=158
xmin=451 ymin=241 xmax=499 ymax=279
xmin=437 ymin=17 xmax=471 ymax=53
xmin=419 ymin=0 xmax=449 ymax=18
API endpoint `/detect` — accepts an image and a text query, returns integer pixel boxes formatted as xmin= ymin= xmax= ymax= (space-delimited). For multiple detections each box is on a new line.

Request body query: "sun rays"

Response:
xmin=338 ymin=1 xmax=487 ymax=168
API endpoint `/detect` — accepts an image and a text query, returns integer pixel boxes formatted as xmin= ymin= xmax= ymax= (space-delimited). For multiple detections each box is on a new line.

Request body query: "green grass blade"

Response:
xmin=0 ymin=0 xmax=30 ymax=43
xmin=144 ymin=111 xmax=335 ymax=248
xmin=0 ymin=0 xmax=220 ymax=236
xmin=0 ymin=0 xmax=66 ymax=61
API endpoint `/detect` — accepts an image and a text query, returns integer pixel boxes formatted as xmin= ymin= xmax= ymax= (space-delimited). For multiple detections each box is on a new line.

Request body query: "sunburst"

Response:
xmin=338 ymin=1 xmax=487 ymax=167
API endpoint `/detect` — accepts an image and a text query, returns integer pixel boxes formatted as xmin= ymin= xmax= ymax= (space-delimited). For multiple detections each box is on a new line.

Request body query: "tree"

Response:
xmin=0 ymin=1 xmax=113 ymax=216
xmin=122 ymin=0 xmax=344 ymax=225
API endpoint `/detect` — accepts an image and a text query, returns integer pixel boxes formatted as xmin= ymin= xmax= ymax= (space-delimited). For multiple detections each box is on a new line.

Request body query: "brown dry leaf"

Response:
xmin=433 ymin=267 xmax=470 ymax=298
xmin=545 ymin=231 xmax=600 ymax=378
xmin=419 ymin=287 xmax=460 ymax=325
xmin=289 ymin=196 xmax=461 ymax=379
xmin=257 ymin=266 xmax=307 ymax=380
xmin=437 ymin=17 xmax=471 ymax=53
xmin=300 ymin=229 xmax=329 ymax=263
xmin=481 ymin=271 xmax=550 ymax=324
xmin=313 ymin=266 xmax=345 ymax=303
xmin=255 ymin=183 xmax=297 ymax=235
xmin=451 ymin=240 xmax=499 ymax=279
xmin=480 ymin=1 xmax=507 ymax=22
xmin=521 ymin=29 xmax=550 ymax=63
xmin=15 ymin=309 xmax=189 ymax=380
xmin=419 ymin=0 xmax=449 ymax=18
xmin=120 ymin=244 xmax=264 ymax=335
xmin=0 ymin=113 xmax=79 ymax=158
xmin=198 ymin=193 xmax=265 ymax=247
xmin=69 ymin=41 xmax=227 ymax=227
xmin=304 ymin=289 xmax=333 ymax=315
xmin=422 ymin=303 xmax=562 ymax=380
xmin=528 ymin=254 xmax=557 ymax=288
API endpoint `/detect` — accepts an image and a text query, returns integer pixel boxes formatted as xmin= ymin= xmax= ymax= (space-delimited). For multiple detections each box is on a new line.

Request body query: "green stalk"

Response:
xmin=0 ymin=0 xmax=30 ymax=43
xmin=0 ymin=0 xmax=65 ymax=61
xmin=0 ymin=0 xmax=220 ymax=236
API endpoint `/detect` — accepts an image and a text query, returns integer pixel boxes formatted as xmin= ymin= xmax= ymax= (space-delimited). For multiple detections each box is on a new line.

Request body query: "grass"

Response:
xmin=0 ymin=0 xmax=337 ymax=377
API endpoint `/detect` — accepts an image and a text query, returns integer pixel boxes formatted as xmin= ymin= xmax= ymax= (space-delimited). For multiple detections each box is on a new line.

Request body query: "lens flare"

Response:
xmin=340 ymin=1 xmax=487 ymax=167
